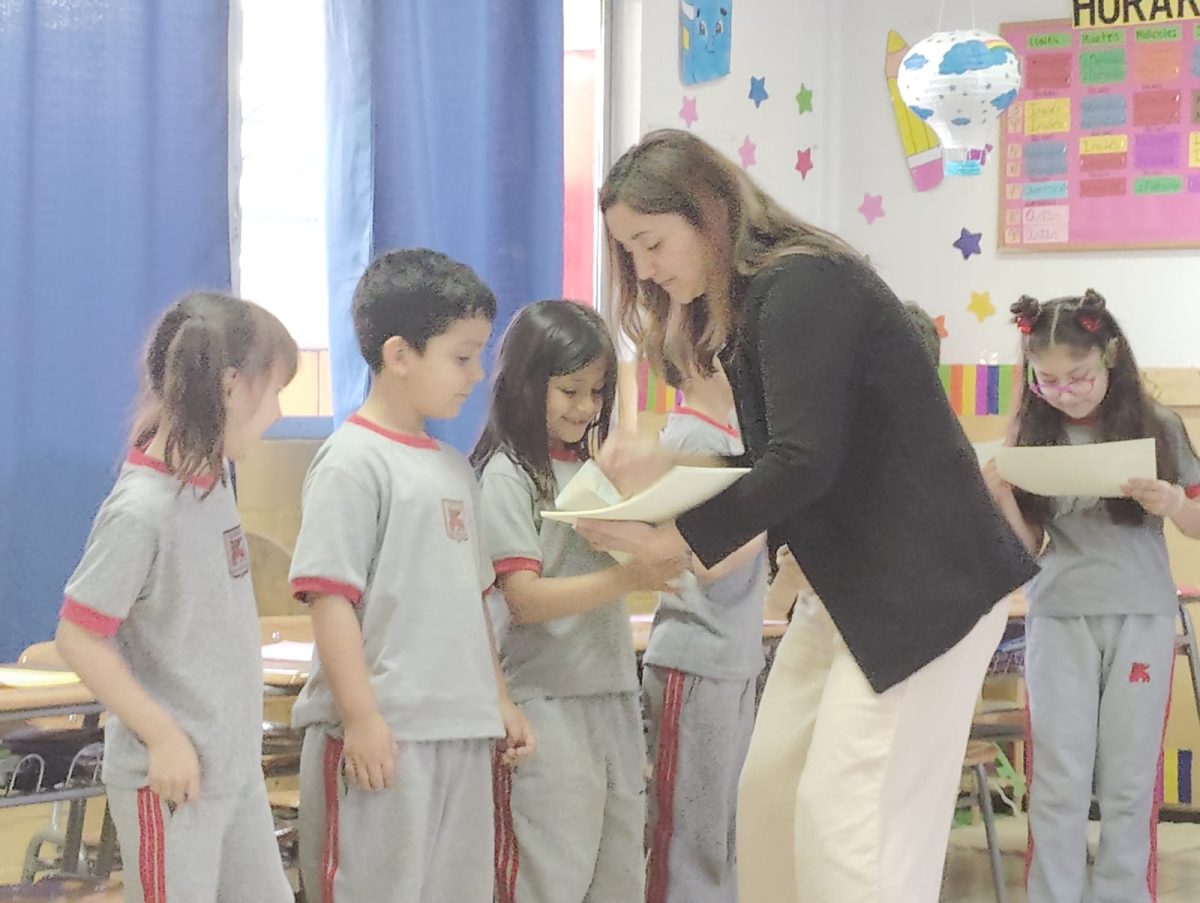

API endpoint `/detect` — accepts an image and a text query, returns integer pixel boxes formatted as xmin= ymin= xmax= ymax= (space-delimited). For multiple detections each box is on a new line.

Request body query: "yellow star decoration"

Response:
xmin=967 ymin=290 xmax=995 ymax=323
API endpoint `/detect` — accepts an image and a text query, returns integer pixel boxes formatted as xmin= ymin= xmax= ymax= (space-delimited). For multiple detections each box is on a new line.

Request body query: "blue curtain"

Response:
xmin=326 ymin=0 xmax=564 ymax=450
xmin=0 ymin=2 xmax=232 ymax=659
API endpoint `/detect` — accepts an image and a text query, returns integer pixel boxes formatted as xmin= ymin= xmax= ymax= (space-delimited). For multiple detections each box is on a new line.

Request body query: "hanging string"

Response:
xmin=938 ymin=0 xmax=947 ymax=30
xmin=971 ymin=0 xmax=977 ymax=29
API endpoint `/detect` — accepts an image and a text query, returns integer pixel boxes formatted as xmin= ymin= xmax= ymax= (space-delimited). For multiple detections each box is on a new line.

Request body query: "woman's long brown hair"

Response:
xmin=131 ymin=293 xmax=298 ymax=493
xmin=599 ymin=129 xmax=857 ymax=379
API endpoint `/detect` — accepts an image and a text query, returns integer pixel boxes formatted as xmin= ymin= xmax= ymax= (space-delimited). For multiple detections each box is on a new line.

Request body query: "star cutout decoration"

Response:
xmin=934 ymin=315 xmax=949 ymax=338
xmin=857 ymin=193 xmax=884 ymax=224
xmin=795 ymin=84 xmax=814 ymax=115
xmin=749 ymin=76 xmax=769 ymax=108
xmin=738 ymin=135 xmax=757 ymax=169
xmin=679 ymin=96 xmax=698 ymax=128
xmin=967 ymin=291 xmax=996 ymax=323
xmin=795 ymin=148 xmax=814 ymax=179
xmin=953 ymin=227 xmax=983 ymax=260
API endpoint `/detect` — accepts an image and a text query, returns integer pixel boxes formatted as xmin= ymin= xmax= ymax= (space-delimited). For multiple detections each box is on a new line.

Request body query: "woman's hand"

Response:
xmin=1122 ymin=478 xmax=1186 ymax=518
xmin=575 ymin=519 xmax=689 ymax=563
xmin=595 ymin=432 xmax=673 ymax=496
xmin=981 ymin=459 xmax=1014 ymax=502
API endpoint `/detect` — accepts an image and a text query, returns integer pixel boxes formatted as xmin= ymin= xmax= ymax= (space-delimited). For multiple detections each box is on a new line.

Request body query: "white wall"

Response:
xmin=629 ymin=0 xmax=834 ymax=226
xmin=622 ymin=0 xmax=1200 ymax=366
xmin=830 ymin=0 xmax=1200 ymax=366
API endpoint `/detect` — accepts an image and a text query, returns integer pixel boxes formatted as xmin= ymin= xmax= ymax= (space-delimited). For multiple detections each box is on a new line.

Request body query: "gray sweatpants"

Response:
xmin=298 ymin=728 xmax=494 ymax=903
xmin=642 ymin=666 xmax=757 ymax=903
xmin=494 ymin=693 xmax=646 ymax=903
xmin=1025 ymin=614 xmax=1176 ymax=903
xmin=106 ymin=773 xmax=292 ymax=903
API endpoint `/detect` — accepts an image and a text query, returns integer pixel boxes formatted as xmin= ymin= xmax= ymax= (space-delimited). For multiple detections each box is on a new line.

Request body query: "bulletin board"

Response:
xmin=998 ymin=18 xmax=1200 ymax=251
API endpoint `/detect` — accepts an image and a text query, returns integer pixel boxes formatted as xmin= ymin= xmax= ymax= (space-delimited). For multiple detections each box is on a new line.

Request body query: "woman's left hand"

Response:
xmin=1122 ymin=478 xmax=1185 ymax=518
xmin=575 ymin=519 xmax=688 ymax=563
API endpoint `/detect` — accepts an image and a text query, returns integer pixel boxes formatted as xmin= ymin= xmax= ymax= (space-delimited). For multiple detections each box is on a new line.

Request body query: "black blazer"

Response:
xmin=677 ymin=254 xmax=1037 ymax=692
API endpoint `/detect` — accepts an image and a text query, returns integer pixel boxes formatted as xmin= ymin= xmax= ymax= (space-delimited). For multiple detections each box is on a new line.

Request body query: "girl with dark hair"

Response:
xmin=473 ymin=300 xmax=679 ymax=902
xmin=985 ymin=290 xmax=1200 ymax=903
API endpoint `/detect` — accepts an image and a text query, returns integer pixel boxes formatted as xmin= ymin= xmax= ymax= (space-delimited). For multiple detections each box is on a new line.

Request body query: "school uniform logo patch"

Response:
xmin=223 ymin=526 xmax=250 ymax=578
xmin=442 ymin=499 xmax=469 ymax=542
xmin=1129 ymin=662 xmax=1151 ymax=684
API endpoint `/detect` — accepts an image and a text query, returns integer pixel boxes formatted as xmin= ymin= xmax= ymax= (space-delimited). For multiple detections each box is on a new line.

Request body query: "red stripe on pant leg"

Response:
xmin=1148 ymin=657 xmax=1176 ymax=901
xmin=647 ymin=670 xmax=686 ymax=903
xmin=137 ymin=787 xmax=166 ymax=903
xmin=505 ymin=754 xmax=519 ymax=902
xmin=322 ymin=737 xmax=344 ymax=903
xmin=1023 ymin=687 xmax=1035 ymax=890
xmin=493 ymin=748 xmax=517 ymax=903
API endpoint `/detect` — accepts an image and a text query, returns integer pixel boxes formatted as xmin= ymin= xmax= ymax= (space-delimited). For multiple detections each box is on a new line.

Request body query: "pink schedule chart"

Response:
xmin=999 ymin=18 xmax=1200 ymax=251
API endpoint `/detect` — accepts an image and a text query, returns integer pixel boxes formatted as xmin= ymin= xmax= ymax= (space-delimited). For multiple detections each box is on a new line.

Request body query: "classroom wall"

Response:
xmin=827 ymin=0 xmax=1200 ymax=367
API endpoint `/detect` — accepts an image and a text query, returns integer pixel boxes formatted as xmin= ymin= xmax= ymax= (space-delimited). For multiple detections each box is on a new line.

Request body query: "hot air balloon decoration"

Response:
xmin=896 ymin=30 xmax=1023 ymax=177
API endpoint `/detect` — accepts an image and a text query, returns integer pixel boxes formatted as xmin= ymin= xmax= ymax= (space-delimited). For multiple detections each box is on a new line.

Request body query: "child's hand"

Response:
xmin=764 ymin=546 xmax=811 ymax=620
xmin=774 ymin=546 xmax=809 ymax=590
xmin=498 ymin=698 xmax=536 ymax=766
xmin=1122 ymin=478 xmax=1186 ymax=518
xmin=146 ymin=725 xmax=201 ymax=807
xmin=342 ymin=712 xmax=398 ymax=792
xmin=620 ymin=556 xmax=686 ymax=593
xmin=982 ymin=459 xmax=1014 ymax=500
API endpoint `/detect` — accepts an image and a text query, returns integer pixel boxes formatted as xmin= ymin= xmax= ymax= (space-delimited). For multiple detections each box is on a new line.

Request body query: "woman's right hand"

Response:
xmin=146 ymin=724 xmax=202 ymax=807
xmin=595 ymin=432 xmax=673 ymax=497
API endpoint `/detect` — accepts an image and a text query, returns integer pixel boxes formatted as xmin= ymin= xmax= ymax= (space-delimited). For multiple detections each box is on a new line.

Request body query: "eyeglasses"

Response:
xmin=1027 ymin=368 xmax=1100 ymax=399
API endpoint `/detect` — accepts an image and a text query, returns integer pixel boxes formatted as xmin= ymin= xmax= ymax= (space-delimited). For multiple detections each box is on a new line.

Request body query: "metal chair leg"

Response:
xmin=1179 ymin=602 xmax=1200 ymax=725
xmin=975 ymin=762 xmax=1008 ymax=903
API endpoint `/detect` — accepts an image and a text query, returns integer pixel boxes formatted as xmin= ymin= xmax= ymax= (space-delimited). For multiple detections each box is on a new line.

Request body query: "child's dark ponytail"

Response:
xmin=160 ymin=316 xmax=232 ymax=488
xmin=131 ymin=293 xmax=299 ymax=493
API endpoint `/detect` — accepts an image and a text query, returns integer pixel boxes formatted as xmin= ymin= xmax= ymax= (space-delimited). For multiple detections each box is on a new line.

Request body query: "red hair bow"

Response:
xmin=1078 ymin=314 xmax=1102 ymax=333
xmin=1017 ymin=316 xmax=1035 ymax=335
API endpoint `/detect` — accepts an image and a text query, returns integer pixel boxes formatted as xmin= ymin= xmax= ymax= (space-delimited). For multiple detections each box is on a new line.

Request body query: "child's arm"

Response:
xmin=691 ymin=533 xmax=767 ymax=586
xmin=309 ymin=595 xmax=397 ymax=792
xmin=482 ymin=600 xmax=535 ymax=764
xmin=983 ymin=459 xmax=1044 ymax=554
xmin=500 ymin=558 xmax=683 ymax=625
xmin=55 ymin=622 xmax=200 ymax=806
xmin=763 ymin=545 xmax=810 ymax=621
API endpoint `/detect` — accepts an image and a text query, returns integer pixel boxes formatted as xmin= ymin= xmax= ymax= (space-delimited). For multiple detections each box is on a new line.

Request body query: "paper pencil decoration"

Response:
xmin=885 ymin=30 xmax=944 ymax=192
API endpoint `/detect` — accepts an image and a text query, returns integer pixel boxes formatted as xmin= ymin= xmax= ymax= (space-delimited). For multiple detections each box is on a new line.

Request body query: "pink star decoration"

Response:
xmin=795 ymin=148 xmax=814 ymax=179
xmin=738 ymin=135 xmax=757 ymax=169
xmin=857 ymin=193 xmax=885 ymax=225
xmin=679 ymin=96 xmax=698 ymax=128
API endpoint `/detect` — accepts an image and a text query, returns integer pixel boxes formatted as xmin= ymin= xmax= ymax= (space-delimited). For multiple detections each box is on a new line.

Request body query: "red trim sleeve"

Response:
xmin=60 ymin=597 xmax=123 ymax=638
xmin=1185 ymin=484 xmax=1200 ymax=500
xmin=290 ymin=577 xmax=363 ymax=605
xmin=493 ymin=557 xmax=542 ymax=577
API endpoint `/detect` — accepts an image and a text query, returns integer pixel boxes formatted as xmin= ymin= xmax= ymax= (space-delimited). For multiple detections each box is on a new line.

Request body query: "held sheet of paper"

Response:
xmin=543 ymin=459 xmax=749 ymax=524
xmin=974 ymin=438 xmax=1156 ymax=498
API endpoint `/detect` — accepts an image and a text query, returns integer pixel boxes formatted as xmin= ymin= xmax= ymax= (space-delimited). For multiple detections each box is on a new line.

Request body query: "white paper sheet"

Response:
xmin=994 ymin=438 xmax=1156 ymax=498
xmin=972 ymin=439 xmax=1005 ymax=467
xmin=0 ymin=667 xmax=81 ymax=688
xmin=543 ymin=461 xmax=750 ymax=525
xmin=260 ymin=640 xmax=315 ymax=665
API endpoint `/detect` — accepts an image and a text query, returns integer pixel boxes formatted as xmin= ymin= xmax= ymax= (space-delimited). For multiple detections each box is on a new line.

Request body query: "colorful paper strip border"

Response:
xmin=638 ymin=361 xmax=1024 ymax=417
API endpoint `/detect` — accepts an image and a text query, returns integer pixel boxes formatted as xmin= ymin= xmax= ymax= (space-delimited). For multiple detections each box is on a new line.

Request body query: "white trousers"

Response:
xmin=737 ymin=596 xmax=1008 ymax=903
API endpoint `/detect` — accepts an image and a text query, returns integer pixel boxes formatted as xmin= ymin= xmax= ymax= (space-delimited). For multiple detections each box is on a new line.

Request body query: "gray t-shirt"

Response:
xmin=1027 ymin=407 xmax=1200 ymax=618
xmin=62 ymin=450 xmax=263 ymax=793
xmin=479 ymin=451 xmax=639 ymax=702
xmin=643 ymin=409 xmax=769 ymax=680
xmin=289 ymin=415 xmax=503 ymax=741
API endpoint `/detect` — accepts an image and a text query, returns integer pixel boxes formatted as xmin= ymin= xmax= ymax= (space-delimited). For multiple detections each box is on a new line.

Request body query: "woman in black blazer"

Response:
xmin=581 ymin=130 xmax=1036 ymax=902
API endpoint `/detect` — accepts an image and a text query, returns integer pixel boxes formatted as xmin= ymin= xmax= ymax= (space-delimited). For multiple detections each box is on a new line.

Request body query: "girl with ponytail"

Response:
xmin=984 ymin=289 xmax=1200 ymax=902
xmin=54 ymin=293 xmax=299 ymax=902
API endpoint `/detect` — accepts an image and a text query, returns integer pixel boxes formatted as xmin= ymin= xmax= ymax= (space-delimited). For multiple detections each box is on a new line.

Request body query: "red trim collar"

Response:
xmin=550 ymin=447 xmax=581 ymax=462
xmin=347 ymin=413 xmax=439 ymax=450
xmin=127 ymin=448 xmax=216 ymax=490
xmin=1065 ymin=415 xmax=1099 ymax=427
xmin=674 ymin=407 xmax=739 ymax=438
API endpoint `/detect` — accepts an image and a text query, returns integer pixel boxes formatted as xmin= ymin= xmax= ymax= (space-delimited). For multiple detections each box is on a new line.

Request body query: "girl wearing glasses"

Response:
xmin=985 ymin=289 xmax=1200 ymax=903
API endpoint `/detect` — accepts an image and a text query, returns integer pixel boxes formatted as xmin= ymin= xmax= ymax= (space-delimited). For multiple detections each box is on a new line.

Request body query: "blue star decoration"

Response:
xmin=749 ymin=76 xmax=769 ymax=108
xmin=953 ymin=227 xmax=983 ymax=260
